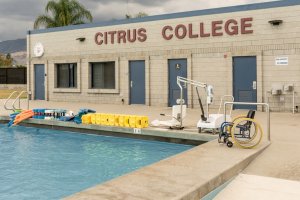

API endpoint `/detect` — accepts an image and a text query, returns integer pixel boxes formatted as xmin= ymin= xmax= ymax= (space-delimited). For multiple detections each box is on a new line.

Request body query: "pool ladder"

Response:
xmin=4 ymin=91 xmax=30 ymax=111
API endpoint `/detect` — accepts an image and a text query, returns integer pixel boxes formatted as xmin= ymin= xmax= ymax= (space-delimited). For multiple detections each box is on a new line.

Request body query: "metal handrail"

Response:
xmin=224 ymin=102 xmax=271 ymax=141
xmin=12 ymin=91 xmax=29 ymax=110
xmin=4 ymin=91 xmax=19 ymax=110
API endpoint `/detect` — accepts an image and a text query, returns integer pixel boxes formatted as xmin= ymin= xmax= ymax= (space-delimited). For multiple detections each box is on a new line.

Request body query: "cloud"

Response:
xmin=0 ymin=0 xmax=276 ymax=41
xmin=0 ymin=0 xmax=48 ymax=20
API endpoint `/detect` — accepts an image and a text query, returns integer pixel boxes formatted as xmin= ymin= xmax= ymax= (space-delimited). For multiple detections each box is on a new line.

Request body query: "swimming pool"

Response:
xmin=0 ymin=125 xmax=193 ymax=199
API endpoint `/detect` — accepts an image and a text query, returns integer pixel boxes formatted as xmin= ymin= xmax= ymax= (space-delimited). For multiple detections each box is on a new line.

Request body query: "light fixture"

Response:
xmin=76 ymin=37 xmax=86 ymax=42
xmin=268 ymin=20 xmax=283 ymax=26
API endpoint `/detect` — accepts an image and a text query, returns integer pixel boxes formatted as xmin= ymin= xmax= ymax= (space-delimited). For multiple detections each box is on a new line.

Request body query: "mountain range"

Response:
xmin=0 ymin=38 xmax=26 ymax=66
xmin=0 ymin=38 xmax=26 ymax=54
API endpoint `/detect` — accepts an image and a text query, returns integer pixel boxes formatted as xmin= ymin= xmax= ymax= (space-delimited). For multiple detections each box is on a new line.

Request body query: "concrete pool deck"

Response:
xmin=214 ymin=174 xmax=300 ymax=200
xmin=1 ymin=100 xmax=300 ymax=199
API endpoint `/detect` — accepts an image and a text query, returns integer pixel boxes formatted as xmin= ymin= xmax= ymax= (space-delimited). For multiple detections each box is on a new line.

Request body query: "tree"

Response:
xmin=0 ymin=54 xmax=13 ymax=67
xmin=34 ymin=0 xmax=93 ymax=29
xmin=135 ymin=12 xmax=148 ymax=18
xmin=126 ymin=12 xmax=148 ymax=19
xmin=6 ymin=53 xmax=11 ymax=60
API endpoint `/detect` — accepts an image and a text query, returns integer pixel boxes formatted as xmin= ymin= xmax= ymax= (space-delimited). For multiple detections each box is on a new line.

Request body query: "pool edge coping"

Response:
xmin=64 ymin=141 xmax=270 ymax=200
xmin=0 ymin=116 xmax=217 ymax=145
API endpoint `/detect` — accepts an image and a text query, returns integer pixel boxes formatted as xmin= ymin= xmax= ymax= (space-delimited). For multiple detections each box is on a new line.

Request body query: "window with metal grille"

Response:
xmin=56 ymin=63 xmax=77 ymax=88
xmin=91 ymin=62 xmax=115 ymax=89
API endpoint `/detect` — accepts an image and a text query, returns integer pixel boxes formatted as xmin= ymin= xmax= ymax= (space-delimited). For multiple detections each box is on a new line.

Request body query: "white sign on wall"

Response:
xmin=275 ymin=57 xmax=288 ymax=66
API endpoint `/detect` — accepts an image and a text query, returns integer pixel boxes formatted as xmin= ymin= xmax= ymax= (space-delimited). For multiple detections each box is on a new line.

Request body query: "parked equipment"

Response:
xmin=176 ymin=76 xmax=214 ymax=129
xmin=218 ymin=110 xmax=263 ymax=148
xmin=151 ymin=76 xmax=211 ymax=129
xmin=197 ymin=95 xmax=234 ymax=134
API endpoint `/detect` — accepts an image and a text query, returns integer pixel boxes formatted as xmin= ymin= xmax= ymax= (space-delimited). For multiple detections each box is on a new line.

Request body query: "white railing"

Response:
xmin=12 ymin=91 xmax=29 ymax=110
xmin=4 ymin=90 xmax=29 ymax=111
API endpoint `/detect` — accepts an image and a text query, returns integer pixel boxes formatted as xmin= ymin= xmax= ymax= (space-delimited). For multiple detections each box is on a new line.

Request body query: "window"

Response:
xmin=56 ymin=63 xmax=77 ymax=88
xmin=91 ymin=62 xmax=115 ymax=89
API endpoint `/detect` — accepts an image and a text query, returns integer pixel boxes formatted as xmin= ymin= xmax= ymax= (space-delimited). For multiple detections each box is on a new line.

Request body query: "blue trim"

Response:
xmin=28 ymin=0 xmax=300 ymax=35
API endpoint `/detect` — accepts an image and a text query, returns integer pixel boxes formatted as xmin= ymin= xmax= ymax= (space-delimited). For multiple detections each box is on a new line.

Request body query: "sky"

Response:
xmin=0 ymin=0 xmax=277 ymax=41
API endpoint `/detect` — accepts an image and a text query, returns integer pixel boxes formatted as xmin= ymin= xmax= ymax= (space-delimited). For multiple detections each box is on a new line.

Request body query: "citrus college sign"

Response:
xmin=95 ymin=18 xmax=253 ymax=45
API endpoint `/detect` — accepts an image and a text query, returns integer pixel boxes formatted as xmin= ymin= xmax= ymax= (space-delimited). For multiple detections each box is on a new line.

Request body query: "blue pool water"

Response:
xmin=0 ymin=125 xmax=193 ymax=199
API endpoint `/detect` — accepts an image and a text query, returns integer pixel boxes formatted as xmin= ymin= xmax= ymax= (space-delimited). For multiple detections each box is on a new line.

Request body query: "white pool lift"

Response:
xmin=176 ymin=76 xmax=214 ymax=129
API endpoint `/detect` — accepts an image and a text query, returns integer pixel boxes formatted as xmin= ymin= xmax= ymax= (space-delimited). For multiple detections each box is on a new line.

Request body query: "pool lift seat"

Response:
xmin=151 ymin=104 xmax=187 ymax=129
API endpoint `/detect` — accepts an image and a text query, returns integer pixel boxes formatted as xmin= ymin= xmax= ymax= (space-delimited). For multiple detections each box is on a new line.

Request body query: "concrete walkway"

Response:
xmin=214 ymin=174 xmax=300 ymax=200
xmin=243 ymin=112 xmax=300 ymax=181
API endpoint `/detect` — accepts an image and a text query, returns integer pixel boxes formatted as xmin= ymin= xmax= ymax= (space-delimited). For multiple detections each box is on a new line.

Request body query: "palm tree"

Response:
xmin=34 ymin=0 xmax=93 ymax=29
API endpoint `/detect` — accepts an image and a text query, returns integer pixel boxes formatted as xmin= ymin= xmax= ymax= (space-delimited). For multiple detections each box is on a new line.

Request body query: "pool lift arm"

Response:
xmin=176 ymin=76 xmax=214 ymax=128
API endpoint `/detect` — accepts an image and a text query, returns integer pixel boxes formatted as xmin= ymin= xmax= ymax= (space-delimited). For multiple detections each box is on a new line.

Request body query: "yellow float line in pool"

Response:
xmin=82 ymin=113 xmax=149 ymax=128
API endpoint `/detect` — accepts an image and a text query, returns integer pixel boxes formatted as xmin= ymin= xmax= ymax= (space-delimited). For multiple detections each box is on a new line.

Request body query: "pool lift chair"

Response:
xmin=219 ymin=110 xmax=263 ymax=148
xmin=152 ymin=104 xmax=187 ymax=129
xmin=175 ymin=76 xmax=214 ymax=129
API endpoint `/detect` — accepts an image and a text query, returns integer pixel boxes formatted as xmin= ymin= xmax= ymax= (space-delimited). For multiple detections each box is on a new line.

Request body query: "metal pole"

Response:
xmin=180 ymin=82 xmax=183 ymax=128
xmin=27 ymin=92 xmax=29 ymax=110
xmin=177 ymin=77 xmax=183 ymax=128
xmin=292 ymin=86 xmax=295 ymax=114
xmin=18 ymin=95 xmax=20 ymax=110
xmin=267 ymin=104 xmax=270 ymax=141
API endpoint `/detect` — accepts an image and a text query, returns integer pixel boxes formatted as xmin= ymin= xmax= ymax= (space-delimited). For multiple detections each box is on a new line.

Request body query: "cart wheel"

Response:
xmin=198 ymin=128 xmax=202 ymax=133
xmin=224 ymin=137 xmax=228 ymax=144
xmin=218 ymin=136 xmax=224 ymax=143
xmin=227 ymin=141 xmax=233 ymax=148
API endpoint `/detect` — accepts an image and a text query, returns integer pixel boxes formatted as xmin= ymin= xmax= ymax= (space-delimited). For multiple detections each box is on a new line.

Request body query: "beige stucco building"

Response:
xmin=27 ymin=0 xmax=300 ymax=112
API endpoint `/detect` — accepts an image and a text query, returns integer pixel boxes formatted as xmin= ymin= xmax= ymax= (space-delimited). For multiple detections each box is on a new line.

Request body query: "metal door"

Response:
xmin=129 ymin=60 xmax=145 ymax=104
xmin=34 ymin=64 xmax=45 ymax=100
xmin=233 ymin=56 xmax=257 ymax=110
xmin=168 ymin=59 xmax=187 ymax=107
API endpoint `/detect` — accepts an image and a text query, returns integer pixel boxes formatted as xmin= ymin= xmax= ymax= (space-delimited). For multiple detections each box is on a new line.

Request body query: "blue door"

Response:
xmin=233 ymin=56 xmax=257 ymax=110
xmin=129 ymin=60 xmax=145 ymax=104
xmin=34 ymin=64 xmax=45 ymax=100
xmin=168 ymin=59 xmax=187 ymax=107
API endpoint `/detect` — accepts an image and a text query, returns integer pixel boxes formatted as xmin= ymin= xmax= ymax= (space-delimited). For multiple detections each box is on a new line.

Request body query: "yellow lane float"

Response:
xmin=81 ymin=113 xmax=149 ymax=128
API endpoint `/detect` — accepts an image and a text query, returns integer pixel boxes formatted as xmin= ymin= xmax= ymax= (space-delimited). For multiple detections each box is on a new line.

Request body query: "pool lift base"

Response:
xmin=197 ymin=95 xmax=234 ymax=134
xmin=151 ymin=104 xmax=186 ymax=129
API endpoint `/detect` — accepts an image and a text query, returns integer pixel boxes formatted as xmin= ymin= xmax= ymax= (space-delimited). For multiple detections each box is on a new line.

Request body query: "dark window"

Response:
xmin=91 ymin=62 xmax=115 ymax=89
xmin=56 ymin=63 xmax=77 ymax=88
